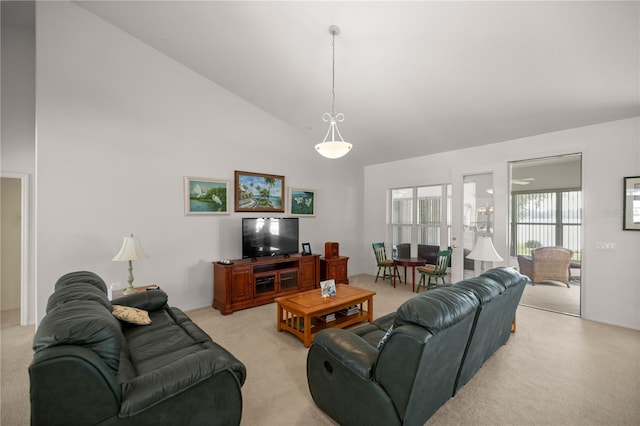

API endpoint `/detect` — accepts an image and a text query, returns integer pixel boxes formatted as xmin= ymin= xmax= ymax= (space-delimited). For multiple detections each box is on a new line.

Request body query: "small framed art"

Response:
xmin=302 ymin=242 xmax=312 ymax=256
xmin=235 ymin=171 xmax=285 ymax=213
xmin=320 ymin=279 xmax=336 ymax=298
xmin=289 ymin=187 xmax=315 ymax=217
xmin=184 ymin=177 xmax=229 ymax=215
xmin=623 ymin=176 xmax=640 ymax=230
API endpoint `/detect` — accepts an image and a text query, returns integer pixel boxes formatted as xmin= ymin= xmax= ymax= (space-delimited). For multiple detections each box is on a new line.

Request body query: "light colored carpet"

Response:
xmin=2 ymin=274 xmax=638 ymax=425
xmin=520 ymin=280 xmax=581 ymax=316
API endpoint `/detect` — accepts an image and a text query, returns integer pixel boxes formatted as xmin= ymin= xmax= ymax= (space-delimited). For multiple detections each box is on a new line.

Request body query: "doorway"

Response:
xmin=1 ymin=173 xmax=29 ymax=326
xmin=510 ymin=154 xmax=582 ymax=316
xmin=1 ymin=178 xmax=21 ymax=326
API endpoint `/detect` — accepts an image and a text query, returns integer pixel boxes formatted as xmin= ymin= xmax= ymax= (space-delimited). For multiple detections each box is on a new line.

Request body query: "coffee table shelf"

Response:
xmin=275 ymin=284 xmax=375 ymax=348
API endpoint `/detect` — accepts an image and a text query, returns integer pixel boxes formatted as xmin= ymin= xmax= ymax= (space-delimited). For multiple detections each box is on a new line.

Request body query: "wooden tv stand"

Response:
xmin=213 ymin=254 xmax=320 ymax=315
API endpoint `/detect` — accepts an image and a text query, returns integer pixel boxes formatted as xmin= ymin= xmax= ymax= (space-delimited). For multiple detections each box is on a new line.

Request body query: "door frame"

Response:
xmin=1 ymin=172 xmax=30 ymax=325
xmin=451 ymin=162 xmax=507 ymax=283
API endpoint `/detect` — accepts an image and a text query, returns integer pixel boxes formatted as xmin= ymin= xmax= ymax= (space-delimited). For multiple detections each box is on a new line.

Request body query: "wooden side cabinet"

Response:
xmin=320 ymin=256 xmax=349 ymax=285
xmin=213 ymin=254 xmax=320 ymax=315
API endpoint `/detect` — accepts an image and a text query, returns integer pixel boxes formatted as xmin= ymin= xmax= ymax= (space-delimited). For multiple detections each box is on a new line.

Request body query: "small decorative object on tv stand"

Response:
xmin=325 ymin=242 xmax=339 ymax=259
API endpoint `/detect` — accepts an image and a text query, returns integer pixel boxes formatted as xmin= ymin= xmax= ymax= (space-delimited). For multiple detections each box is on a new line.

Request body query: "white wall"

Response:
xmin=16 ymin=1 xmax=640 ymax=330
xmin=1 ymin=1 xmax=36 ymax=323
xmin=34 ymin=2 xmax=362 ymax=324
xmin=364 ymin=118 xmax=640 ymax=330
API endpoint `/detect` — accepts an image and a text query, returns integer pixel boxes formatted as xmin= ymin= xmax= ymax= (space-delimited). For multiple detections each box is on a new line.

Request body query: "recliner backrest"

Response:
xmin=452 ymin=267 xmax=528 ymax=393
xmin=374 ymin=286 xmax=479 ymax=425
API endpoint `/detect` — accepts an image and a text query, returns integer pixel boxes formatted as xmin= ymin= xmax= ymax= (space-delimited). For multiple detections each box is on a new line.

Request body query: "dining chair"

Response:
xmin=415 ymin=249 xmax=452 ymax=292
xmin=372 ymin=242 xmax=401 ymax=283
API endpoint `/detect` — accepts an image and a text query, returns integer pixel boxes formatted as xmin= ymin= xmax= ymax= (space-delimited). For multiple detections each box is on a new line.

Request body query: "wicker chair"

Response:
xmin=517 ymin=246 xmax=573 ymax=287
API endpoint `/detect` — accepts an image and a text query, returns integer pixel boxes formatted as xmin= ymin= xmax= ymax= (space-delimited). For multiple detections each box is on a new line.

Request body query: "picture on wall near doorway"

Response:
xmin=289 ymin=188 xmax=316 ymax=217
xmin=184 ymin=177 xmax=229 ymax=215
xmin=623 ymin=176 xmax=640 ymax=230
xmin=234 ymin=171 xmax=285 ymax=212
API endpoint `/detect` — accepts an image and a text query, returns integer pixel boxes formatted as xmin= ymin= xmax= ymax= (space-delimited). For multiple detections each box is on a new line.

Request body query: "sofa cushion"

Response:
xmin=112 ymin=305 xmax=152 ymax=325
xmin=46 ymin=282 xmax=112 ymax=313
xmin=455 ymin=276 xmax=503 ymax=305
xmin=376 ymin=325 xmax=394 ymax=350
xmin=395 ymin=286 xmax=478 ymax=334
xmin=351 ymin=312 xmax=396 ymax=349
xmin=481 ymin=266 xmax=530 ymax=289
xmin=55 ymin=270 xmax=108 ymax=294
xmin=33 ymin=300 xmax=123 ymax=374
xmin=111 ymin=290 xmax=168 ymax=312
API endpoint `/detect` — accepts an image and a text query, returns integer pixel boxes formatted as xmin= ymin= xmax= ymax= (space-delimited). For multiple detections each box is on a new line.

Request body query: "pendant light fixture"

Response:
xmin=315 ymin=25 xmax=352 ymax=159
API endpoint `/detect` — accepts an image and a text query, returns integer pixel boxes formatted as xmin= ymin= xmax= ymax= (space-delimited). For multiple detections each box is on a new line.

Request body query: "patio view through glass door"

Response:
xmin=510 ymin=154 xmax=582 ymax=316
xmin=462 ymin=173 xmax=496 ymax=279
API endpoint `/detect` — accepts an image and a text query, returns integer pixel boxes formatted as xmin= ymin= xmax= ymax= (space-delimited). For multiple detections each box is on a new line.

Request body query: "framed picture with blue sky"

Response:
xmin=184 ymin=177 xmax=229 ymax=215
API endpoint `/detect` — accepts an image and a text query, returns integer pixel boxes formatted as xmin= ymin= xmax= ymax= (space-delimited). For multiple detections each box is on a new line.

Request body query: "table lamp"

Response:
xmin=112 ymin=233 xmax=149 ymax=295
xmin=466 ymin=236 xmax=503 ymax=273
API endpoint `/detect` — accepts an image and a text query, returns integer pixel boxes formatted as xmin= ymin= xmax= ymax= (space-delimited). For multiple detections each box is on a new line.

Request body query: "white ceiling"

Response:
xmin=76 ymin=1 xmax=640 ymax=167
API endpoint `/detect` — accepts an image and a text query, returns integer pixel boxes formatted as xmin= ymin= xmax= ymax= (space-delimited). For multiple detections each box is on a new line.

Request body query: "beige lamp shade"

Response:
xmin=112 ymin=234 xmax=149 ymax=295
xmin=112 ymin=234 xmax=150 ymax=262
xmin=467 ymin=236 xmax=503 ymax=262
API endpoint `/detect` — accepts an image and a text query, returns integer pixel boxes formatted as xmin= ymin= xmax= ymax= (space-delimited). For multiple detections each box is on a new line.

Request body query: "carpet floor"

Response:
xmin=2 ymin=274 xmax=638 ymax=425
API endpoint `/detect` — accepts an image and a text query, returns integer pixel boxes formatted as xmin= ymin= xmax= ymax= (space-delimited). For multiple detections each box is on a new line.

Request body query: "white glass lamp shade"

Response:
xmin=112 ymin=235 xmax=150 ymax=262
xmin=467 ymin=236 xmax=503 ymax=262
xmin=315 ymin=141 xmax=353 ymax=159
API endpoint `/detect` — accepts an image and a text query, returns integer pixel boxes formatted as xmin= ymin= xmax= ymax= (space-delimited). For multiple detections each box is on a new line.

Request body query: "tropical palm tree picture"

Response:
xmin=289 ymin=188 xmax=316 ymax=217
xmin=184 ymin=177 xmax=229 ymax=215
xmin=234 ymin=171 xmax=285 ymax=212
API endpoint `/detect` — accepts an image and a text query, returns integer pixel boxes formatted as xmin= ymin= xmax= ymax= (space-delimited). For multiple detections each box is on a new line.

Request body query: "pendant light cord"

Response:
xmin=331 ymin=31 xmax=336 ymax=118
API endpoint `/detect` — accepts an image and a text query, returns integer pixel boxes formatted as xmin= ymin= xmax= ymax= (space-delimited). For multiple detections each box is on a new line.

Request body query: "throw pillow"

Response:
xmin=377 ymin=324 xmax=394 ymax=350
xmin=112 ymin=305 xmax=151 ymax=325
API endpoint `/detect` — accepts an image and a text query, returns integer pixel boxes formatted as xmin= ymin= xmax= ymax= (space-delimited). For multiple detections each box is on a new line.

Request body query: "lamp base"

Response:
xmin=123 ymin=286 xmax=137 ymax=295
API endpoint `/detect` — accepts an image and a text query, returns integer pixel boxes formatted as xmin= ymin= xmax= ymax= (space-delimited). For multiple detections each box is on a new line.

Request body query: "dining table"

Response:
xmin=393 ymin=257 xmax=427 ymax=292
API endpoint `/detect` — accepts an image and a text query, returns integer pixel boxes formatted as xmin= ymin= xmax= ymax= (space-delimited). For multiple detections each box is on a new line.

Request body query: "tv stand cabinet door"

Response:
xmin=299 ymin=255 xmax=319 ymax=290
xmin=231 ymin=266 xmax=253 ymax=303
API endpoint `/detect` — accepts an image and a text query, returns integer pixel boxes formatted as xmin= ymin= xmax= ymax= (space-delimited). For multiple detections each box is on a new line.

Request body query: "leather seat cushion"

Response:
xmin=395 ymin=286 xmax=478 ymax=334
xmin=417 ymin=265 xmax=436 ymax=274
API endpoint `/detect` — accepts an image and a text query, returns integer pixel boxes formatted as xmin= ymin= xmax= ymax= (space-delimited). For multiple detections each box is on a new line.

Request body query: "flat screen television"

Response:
xmin=242 ymin=217 xmax=299 ymax=259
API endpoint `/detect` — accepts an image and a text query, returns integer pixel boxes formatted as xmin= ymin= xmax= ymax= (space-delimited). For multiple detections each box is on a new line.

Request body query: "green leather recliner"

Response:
xmin=30 ymin=271 xmax=246 ymax=426
xmin=307 ymin=267 xmax=528 ymax=426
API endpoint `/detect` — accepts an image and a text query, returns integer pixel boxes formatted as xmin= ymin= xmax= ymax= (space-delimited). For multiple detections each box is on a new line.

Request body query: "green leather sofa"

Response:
xmin=29 ymin=271 xmax=246 ymax=426
xmin=306 ymin=267 xmax=528 ymax=426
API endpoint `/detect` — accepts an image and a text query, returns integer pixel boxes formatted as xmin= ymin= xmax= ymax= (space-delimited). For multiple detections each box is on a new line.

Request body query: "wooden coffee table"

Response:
xmin=275 ymin=284 xmax=376 ymax=348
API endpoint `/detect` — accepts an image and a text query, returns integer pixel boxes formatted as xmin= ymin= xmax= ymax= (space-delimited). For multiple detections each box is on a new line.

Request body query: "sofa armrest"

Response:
xmin=312 ymin=328 xmax=379 ymax=380
xmin=30 ymin=346 xmax=121 ymax=425
xmin=112 ymin=290 xmax=168 ymax=311
xmin=120 ymin=348 xmax=244 ymax=417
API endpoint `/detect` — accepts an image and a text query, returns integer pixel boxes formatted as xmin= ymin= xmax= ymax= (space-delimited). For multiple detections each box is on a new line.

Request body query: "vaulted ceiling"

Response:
xmin=76 ymin=1 xmax=640 ymax=167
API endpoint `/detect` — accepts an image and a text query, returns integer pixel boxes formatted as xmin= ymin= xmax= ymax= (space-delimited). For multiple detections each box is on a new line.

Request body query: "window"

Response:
xmin=511 ymin=190 xmax=581 ymax=260
xmin=390 ymin=184 xmax=451 ymax=256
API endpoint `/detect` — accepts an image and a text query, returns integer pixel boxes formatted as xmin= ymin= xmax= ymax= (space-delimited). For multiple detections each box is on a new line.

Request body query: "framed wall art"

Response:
xmin=184 ymin=177 xmax=229 ymax=215
xmin=289 ymin=187 xmax=316 ymax=217
xmin=234 ymin=171 xmax=285 ymax=213
xmin=623 ymin=176 xmax=640 ymax=230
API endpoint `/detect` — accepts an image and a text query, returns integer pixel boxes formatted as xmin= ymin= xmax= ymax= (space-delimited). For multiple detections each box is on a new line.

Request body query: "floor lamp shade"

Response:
xmin=467 ymin=236 xmax=503 ymax=262
xmin=467 ymin=236 xmax=503 ymax=273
